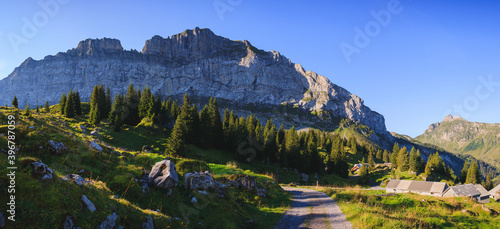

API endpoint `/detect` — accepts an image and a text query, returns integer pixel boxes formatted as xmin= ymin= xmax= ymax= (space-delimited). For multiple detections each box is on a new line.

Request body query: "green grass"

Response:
xmin=318 ymin=188 xmax=500 ymax=229
xmin=0 ymin=106 xmax=292 ymax=229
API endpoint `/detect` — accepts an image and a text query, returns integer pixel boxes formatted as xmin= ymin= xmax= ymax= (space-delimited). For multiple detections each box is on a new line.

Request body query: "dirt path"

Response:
xmin=275 ymin=187 xmax=352 ymax=229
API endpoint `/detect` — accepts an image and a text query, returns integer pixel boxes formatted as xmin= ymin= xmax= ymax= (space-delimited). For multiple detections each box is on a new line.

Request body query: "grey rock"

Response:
xmin=299 ymin=173 xmax=309 ymax=182
xmin=257 ymin=188 xmax=267 ymax=198
xmin=81 ymin=195 xmax=96 ymax=212
xmin=142 ymin=145 xmax=154 ymax=153
xmin=0 ymin=28 xmax=389 ymax=139
xmin=147 ymin=160 xmax=178 ymax=191
xmin=142 ymin=215 xmax=154 ymax=229
xmin=88 ymin=141 xmax=103 ymax=153
xmin=31 ymin=161 xmax=53 ymax=181
xmin=97 ymin=213 xmax=118 ymax=229
xmin=48 ymin=140 xmax=68 ymax=154
xmin=29 ymin=126 xmax=35 ymax=129
xmin=235 ymin=175 xmax=256 ymax=191
xmin=79 ymin=125 xmax=87 ymax=133
xmin=63 ymin=215 xmax=74 ymax=229
xmin=191 ymin=197 xmax=198 ymax=204
xmin=62 ymin=174 xmax=92 ymax=186
xmin=198 ymin=190 xmax=208 ymax=196
xmin=90 ymin=130 xmax=100 ymax=138
xmin=184 ymin=171 xmax=215 ymax=191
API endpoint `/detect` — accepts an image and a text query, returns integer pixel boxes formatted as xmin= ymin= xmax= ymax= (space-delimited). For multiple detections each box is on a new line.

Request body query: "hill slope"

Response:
xmin=415 ymin=115 xmax=500 ymax=167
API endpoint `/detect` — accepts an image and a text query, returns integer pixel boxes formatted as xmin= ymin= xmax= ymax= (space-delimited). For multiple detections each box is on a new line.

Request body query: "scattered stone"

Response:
xmin=198 ymin=190 xmax=208 ymax=196
xmin=184 ymin=171 xmax=215 ymax=191
xmin=48 ymin=140 xmax=68 ymax=154
xmin=142 ymin=145 xmax=154 ymax=153
xmin=299 ymin=173 xmax=309 ymax=182
xmin=90 ymin=130 xmax=100 ymax=138
xmin=0 ymin=212 xmax=4 ymax=228
xmin=79 ymin=125 xmax=87 ymax=133
xmin=257 ymin=188 xmax=267 ymax=198
xmin=63 ymin=215 xmax=74 ymax=229
xmin=191 ymin=197 xmax=198 ymax=204
xmin=62 ymin=174 xmax=92 ymax=186
xmin=148 ymin=160 xmax=178 ymax=192
xmin=235 ymin=175 xmax=256 ymax=191
xmin=29 ymin=126 xmax=35 ymax=129
xmin=142 ymin=215 xmax=154 ymax=229
xmin=31 ymin=161 xmax=54 ymax=181
xmin=78 ymin=169 xmax=85 ymax=174
xmin=81 ymin=195 xmax=96 ymax=212
xmin=87 ymin=141 xmax=103 ymax=153
xmin=96 ymin=213 xmax=118 ymax=229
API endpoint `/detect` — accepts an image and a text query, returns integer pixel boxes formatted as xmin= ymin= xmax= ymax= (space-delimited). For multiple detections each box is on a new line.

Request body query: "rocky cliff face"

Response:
xmin=416 ymin=115 xmax=500 ymax=164
xmin=0 ymin=27 xmax=388 ymax=136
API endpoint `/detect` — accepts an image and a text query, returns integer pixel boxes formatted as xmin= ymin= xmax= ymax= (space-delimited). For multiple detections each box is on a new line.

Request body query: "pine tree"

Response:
xmin=64 ymin=90 xmax=76 ymax=118
xmin=89 ymin=105 xmax=100 ymax=126
xmin=75 ymin=91 xmax=82 ymax=115
xmin=165 ymin=93 xmax=196 ymax=156
xmin=109 ymin=94 xmax=127 ymax=131
xmin=465 ymin=161 xmax=481 ymax=184
xmin=409 ymin=147 xmax=421 ymax=173
xmin=125 ymin=84 xmax=140 ymax=126
xmin=376 ymin=150 xmax=382 ymax=160
xmin=138 ymin=86 xmax=153 ymax=119
xmin=36 ymin=105 xmax=39 ymax=113
xmin=368 ymin=152 xmax=375 ymax=171
xmin=382 ymin=150 xmax=389 ymax=163
xmin=209 ymin=98 xmax=224 ymax=148
xmin=485 ymin=173 xmax=494 ymax=190
xmin=12 ymin=96 xmax=18 ymax=108
xmin=348 ymin=137 xmax=357 ymax=154
xmin=60 ymin=93 xmax=67 ymax=114
xmin=199 ymin=105 xmax=213 ymax=147
xmin=391 ymin=143 xmax=399 ymax=169
xmin=460 ymin=161 xmax=470 ymax=184
xmin=285 ymin=126 xmax=300 ymax=169
xmin=397 ymin=147 xmax=409 ymax=171
xmin=44 ymin=101 xmax=50 ymax=113
xmin=23 ymin=103 xmax=31 ymax=116
xmin=105 ymin=85 xmax=112 ymax=116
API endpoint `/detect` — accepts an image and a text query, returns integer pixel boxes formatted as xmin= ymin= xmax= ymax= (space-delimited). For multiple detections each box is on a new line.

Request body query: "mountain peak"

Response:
xmin=442 ymin=114 xmax=465 ymax=122
xmin=69 ymin=38 xmax=123 ymax=55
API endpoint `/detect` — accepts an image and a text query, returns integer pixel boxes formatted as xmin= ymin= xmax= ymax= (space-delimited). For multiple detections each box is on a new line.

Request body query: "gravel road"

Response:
xmin=275 ymin=187 xmax=352 ymax=229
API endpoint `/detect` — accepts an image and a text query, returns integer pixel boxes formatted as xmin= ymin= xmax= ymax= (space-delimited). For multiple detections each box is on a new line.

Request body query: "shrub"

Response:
xmin=176 ymin=159 xmax=210 ymax=176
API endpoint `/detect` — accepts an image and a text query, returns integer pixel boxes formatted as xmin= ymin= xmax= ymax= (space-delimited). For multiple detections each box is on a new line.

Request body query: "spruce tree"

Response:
xmin=465 ymin=161 xmax=481 ymax=184
xmin=460 ymin=161 xmax=470 ymax=184
xmin=75 ymin=91 xmax=82 ymax=115
xmin=409 ymin=147 xmax=421 ymax=173
xmin=60 ymin=93 xmax=67 ymax=114
xmin=368 ymin=152 xmax=375 ymax=171
xmin=109 ymin=94 xmax=126 ymax=131
xmin=390 ymin=143 xmax=399 ymax=169
xmin=485 ymin=173 xmax=494 ymax=190
xmin=125 ymin=84 xmax=140 ymax=126
xmin=12 ymin=95 xmax=18 ymax=108
xmin=376 ymin=150 xmax=382 ymax=160
xmin=64 ymin=90 xmax=76 ymax=118
xmin=36 ymin=105 xmax=39 ymax=113
xmin=285 ymin=126 xmax=300 ymax=169
xmin=44 ymin=101 xmax=50 ymax=113
xmin=138 ymin=86 xmax=153 ymax=119
xmin=397 ymin=147 xmax=409 ymax=171
xmin=105 ymin=85 xmax=112 ymax=116
xmin=89 ymin=105 xmax=100 ymax=126
xmin=23 ymin=103 xmax=31 ymax=116
xmin=165 ymin=93 xmax=195 ymax=156
xmin=199 ymin=105 xmax=213 ymax=147
xmin=382 ymin=150 xmax=389 ymax=163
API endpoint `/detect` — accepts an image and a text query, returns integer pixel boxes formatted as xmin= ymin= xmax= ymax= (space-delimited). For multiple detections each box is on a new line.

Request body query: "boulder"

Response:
xmin=142 ymin=145 xmax=154 ymax=153
xmin=62 ymin=174 xmax=92 ymax=186
xmin=90 ymin=130 xmax=100 ymax=138
xmin=235 ymin=175 xmax=256 ymax=191
xmin=96 ymin=213 xmax=118 ymax=229
xmin=81 ymin=195 xmax=96 ymax=212
xmin=79 ymin=125 xmax=87 ymax=133
xmin=148 ymin=160 xmax=178 ymax=192
xmin=48 ymin=140 xmax=68 ymax=154
xmin=88 ymin=141 xmax=103 ymax=153
xmin=142 ymin=215 xmax=154 ymax=229
xmin=184 ymin=171 xmax=215 ymax=191
xmin=63 ymin=215 xmax=74 ymax=229
xmin=31 ymin=161 xmax=53 ymax=181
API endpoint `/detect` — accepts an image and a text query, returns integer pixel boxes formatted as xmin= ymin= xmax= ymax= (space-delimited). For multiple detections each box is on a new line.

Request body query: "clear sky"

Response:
xmin=1 ymin=0 xmax=499 ymax=137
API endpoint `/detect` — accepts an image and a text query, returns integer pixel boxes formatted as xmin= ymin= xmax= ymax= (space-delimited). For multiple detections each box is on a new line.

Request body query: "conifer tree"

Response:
xmin=109 ymin=94 xmax=127 ymax=131
xmin=138 ymin=86 xmax=153 ymax=119
xmin=89 ymin=105 xmax=100 ymax=126
xmin=64 ymin=90 xmax=76 ymax=118
xmin=12 ymin=95 xmax=18 ymax=108
xmin=376 ymin=150 xmax=382 ymax=160
xmin=391 ymin=143 xmax=399 ymax=169
xmin=199 ymin=105 xmax=213 ymax=147
xmin=165 ymin=93 xmax=196 ymax=156
xmin=368 ymin=152 xmax=375 ymax=171
xmin=36 ymin=105 xmax=39 ymax=113
xmin=382 ymin=150 xmax=389 ymax=163
xmin=105 ymin=85 xmax=112 ymax=116
xmin=75 ymin=91 xmax=82 ymax=115
xmin=358 ymin=157 xmax=369 ymax=185
xmin=60 ymin=93 xmax=67 ymax=114
xmin=397 ymin=147 xmax=409 ymax=171
xmin=485 ymin=173 xmax=494 ymax=190
xmin=209 ymin=98 xmax=224 ymax=148
xmin=465 ymin=161 xmax=481 ymax=184
xmin=125 ymin=84 xmax=140 ymax=126
xmin=23 ymin=103 xmax=31 ymax=116
xmin=44 ymin=101 xmax=50 ymax=113
xmin=285 ymin=126 xmax=300 ymax=168
xmin=460 ymin=161 xmax=470 ymax=184
xmin=409 ymin=147 xmax=421 ymax=172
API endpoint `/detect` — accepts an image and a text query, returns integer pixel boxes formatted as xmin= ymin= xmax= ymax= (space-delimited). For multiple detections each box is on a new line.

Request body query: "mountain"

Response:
xmin=0 ymin=27 xmax=389 ymax=138
xmin=415 ymin=115 xmax=500 ymax=167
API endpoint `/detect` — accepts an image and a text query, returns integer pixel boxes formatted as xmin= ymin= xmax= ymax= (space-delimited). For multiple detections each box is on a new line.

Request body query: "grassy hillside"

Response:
xmin=0 ymin=106 xmax=293 ymax=228
xmin=317 ymin=188 xmax=500 ymax=228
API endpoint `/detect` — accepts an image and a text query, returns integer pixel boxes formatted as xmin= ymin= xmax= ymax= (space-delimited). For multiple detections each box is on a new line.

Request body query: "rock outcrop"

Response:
xmin=184 ymin=171 xmax=216 ymax=191
xmin=148 ymin=160 xmax=178 ymax=192
xmin=31 ymin=161 xmax=54 ymax=181
xmin=0 ymin=27 xmax=388 ymax=136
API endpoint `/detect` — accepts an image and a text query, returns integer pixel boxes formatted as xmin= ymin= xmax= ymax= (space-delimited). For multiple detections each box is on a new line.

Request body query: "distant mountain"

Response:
xmin=415 ymin=115 xmax=500 ymax=167
xmin=0 ymin=27 xmax=390 ymax=139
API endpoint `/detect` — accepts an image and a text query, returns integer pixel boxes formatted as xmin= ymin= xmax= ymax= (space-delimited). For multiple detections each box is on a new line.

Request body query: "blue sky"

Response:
xmin=1 ymin=0 xmax=499 ymax=137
